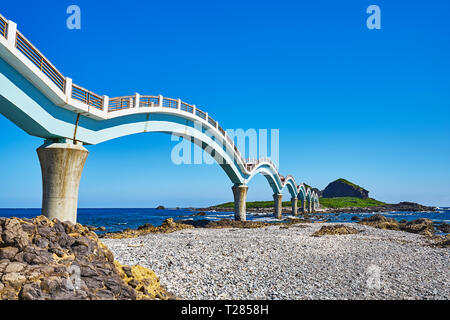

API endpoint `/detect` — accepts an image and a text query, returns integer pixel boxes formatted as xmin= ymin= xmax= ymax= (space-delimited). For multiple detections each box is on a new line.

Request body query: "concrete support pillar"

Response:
xmin=300 ymin=199 xmax=306 ymax=214
xmin=273 ymin=193 xmax=283 ymax=219
xmin=37 ymin=141 xmax=89 ymax=224
xmin=308 ymin=200 xmax=312 ymax=214
xmin=291 ymin=197 xmax=298 ymax=216
xmin=232 ymin=184 xmax=248 ymax=221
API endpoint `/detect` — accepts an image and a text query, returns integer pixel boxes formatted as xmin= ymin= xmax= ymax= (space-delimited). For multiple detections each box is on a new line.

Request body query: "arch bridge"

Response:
xmin=0 ymin=14 xmax=319 ymax=223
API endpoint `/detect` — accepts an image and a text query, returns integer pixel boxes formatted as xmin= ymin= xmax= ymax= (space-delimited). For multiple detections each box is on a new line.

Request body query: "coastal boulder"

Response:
xmin=322 ymin=179 xmax=369 ymax=199
xmin=359 ymin=214 xmax=400 ymax=230
xmin=312 ymin=224 xmax=360 ymax=237
xmin=401 ymin=218 xmax=434 ymax=236
xmin=360 ymin=215 xmax=436 ymax=237
xmin=0 ymin=215 xmax=172 ymax=300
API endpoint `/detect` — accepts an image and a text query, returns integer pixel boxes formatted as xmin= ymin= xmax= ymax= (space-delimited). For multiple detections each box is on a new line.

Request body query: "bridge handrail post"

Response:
xmin=177 ymin=99 xmax=181 ymax=110
xmin=192 ymin=105 xmax=196 ymax=116
xmin=64 ymin=77 xmax=73 ymax=100
xmin=103 ymin=95 xmax=109 ymax=115
xmin=6 ymin=20 xmax=17 ymax=49
xmin=158 ymin=95 xmax=163 ymax=108
xmin=135 ymin=93 xmax=140 ymax=109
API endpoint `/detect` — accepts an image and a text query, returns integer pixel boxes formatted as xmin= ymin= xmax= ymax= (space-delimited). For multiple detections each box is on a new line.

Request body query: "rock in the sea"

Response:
xmin=190 ymin=212 xmax=207 ymax=217
xmin=101 ymin=218 xmax=193 ymax=239
xmin=322 ymin=178 xmax=369 ymax=199
xmin=401 ymin=218 xmax=434 ymax=237
xmin=359 ymin=214 xmax=400 ymax=230
xmin=156 ymin=206 xmax=165 ymax=210
xmin=0 ymin=216 xmax=172 ymax=300
xmin=435 ymin=223 xmax=450 ymax=234
xmin=359 ymin=215 xmax=436 ymax=237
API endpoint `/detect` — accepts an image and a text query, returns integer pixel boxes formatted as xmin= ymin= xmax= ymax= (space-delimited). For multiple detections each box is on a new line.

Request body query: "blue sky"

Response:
xmin=0 ymin=0 xmax=449 ymax=207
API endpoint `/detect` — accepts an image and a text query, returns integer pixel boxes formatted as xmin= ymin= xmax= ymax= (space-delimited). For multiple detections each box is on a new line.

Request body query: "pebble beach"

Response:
xmin=103 ymin=223 xmax=450 ymax=300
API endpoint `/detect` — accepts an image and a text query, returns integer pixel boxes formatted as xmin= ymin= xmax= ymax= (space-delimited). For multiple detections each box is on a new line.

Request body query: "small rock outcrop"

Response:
xmin=101 ymin=218 xmax=193 ymax=239
xmin=312 ymin=224 xmax=360 ymax=237
xmin=435 ymin=223 xmax=450 ymax=234
xmin=0 ymin=216 xmax=171 ymax=300
xmin=359 ymin=214 xmax=435 ymax=237
xmin=322 ymin=179 xmax=369 ymax=199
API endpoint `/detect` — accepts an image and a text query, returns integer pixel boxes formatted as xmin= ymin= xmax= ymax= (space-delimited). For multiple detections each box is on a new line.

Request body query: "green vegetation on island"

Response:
xmin=214 ymin=197 xmax=386 ymax=209
xmin=318 ymin=197 xmax=386 ymax=208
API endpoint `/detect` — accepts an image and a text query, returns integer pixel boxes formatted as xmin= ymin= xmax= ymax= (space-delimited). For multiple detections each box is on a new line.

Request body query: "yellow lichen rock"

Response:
xmin=114 ymin=261 xmax=173 ymax=300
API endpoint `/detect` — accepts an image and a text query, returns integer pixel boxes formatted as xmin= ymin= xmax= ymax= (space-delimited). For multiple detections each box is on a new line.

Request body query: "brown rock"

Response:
xmin=62 ymin=221 xmax=77 ymax=234
xmin=2 ymin=218 xmax=29 ymax=248
xmin=122 ymin=266 xmax=133 ymax=278
xmin=34 ymin=237 xmax=50 ymax=249
xmin=312 ymin=224 xmax=360 ymax=237
xmin=2 ymin=272 xmax=26 ymax=289
xmin=0 ymin=246 xmax=19 ymax=260
xmin=0 ymin=216 xmax=170 ymax=301
xmin=435 ymin=223 xmax=450 ymax=234
xmin=13 ymin=252 xmax=24 ymax=263
xmin=5 ymin=262 xmax=26 ymax=273
xmin=0 ymin=260 xmax=9 ymax=273
xmin=128 ymin=279 xmax=139 ymax=288
xmin=401 ymin=218 xmax=434 ymax=236
xmin=20 ymin=222 xmax=36 ymax=234
xmin=19 ymin=282 xmax=44 ymax=300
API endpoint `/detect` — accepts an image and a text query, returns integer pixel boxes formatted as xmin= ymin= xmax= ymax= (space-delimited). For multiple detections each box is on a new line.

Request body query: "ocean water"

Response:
xmin=0 ymin=207 xmax=449 ymax=234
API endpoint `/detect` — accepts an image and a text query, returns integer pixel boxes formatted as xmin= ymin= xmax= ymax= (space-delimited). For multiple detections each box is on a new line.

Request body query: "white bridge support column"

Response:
xmin=273 ymin=193 xmax=283 ymax=219
xmin=308 ymin=200 xmax=313 ymax=214
xmin=301 ymin=199 xmax=306 ymax=215
xmin=232 ymin=184 xmax=248 ymax=221
xmin=291 ymin=197 xmax=298 ymax=216
xmin=37 ymin=141 xmax=89 ymax=224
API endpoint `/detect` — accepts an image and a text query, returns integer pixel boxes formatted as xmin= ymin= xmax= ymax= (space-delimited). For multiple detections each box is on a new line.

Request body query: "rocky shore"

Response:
xmin=103 ymin=221 xmax=449 ymax=300
xmin=0 ymin=216 xmax=171 ymax=300
xmin=1 ymin=214 xmax=448 ymax=300
xmin=323 ymin=202 xmax=437 ymax=213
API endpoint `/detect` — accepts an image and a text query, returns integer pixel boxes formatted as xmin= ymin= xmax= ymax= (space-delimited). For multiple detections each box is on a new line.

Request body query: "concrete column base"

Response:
xmin=291 ymin=197 xmax=298 ymax=216
xmin=37 ymin=142 xmax=88 ymax=224
xmin=301 ymin=199 xmax=306 ymax=215
xmin=273 ymin=193 xmax=283 ymax=219
xmin=232 ymin=184 xmax=248 ymax=221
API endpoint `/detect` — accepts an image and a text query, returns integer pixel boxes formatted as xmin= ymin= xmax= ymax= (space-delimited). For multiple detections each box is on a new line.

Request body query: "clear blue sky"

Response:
xmin=0 ymin=0 xmax=449 ymax=208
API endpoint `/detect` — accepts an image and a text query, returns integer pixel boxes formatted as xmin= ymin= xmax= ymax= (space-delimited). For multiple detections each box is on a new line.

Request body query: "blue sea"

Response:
xmin=0 ymin=207 xmax=449 ymax=234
